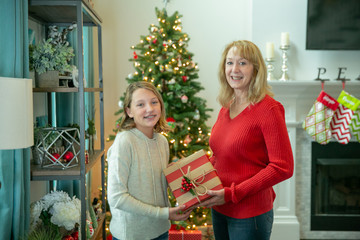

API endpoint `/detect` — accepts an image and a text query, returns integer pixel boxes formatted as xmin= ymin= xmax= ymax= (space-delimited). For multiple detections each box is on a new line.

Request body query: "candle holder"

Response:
xmin=265 ymin=58 xmax=276 ymax=81
xmin=279 ymin=45 xmax=290 ymax=81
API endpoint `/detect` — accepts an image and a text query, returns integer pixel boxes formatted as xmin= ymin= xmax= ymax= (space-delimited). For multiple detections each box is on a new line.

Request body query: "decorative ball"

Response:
xmin=85 ymin=151 xmax=89 ymax=164
xmin=168 ymin=78 xmax=176 ymax=85
xmin=182 ymin=76 xmax=188 ymax=83
xmin=181 ymin=95 xmax=188 ymax=103
xmin=118 ymin=100 xmax=124 ymax=108
xmin=187 ymin=61 xmax=196 ymax=69
xmin=133 ymin=51 xmax=138 ymax=59
xmin=63 ymin=235 xmax=74 ymax=240
xmin=51 ymin=153 xmax=60 ymax=162
xmin=184 ymin=135 xmax=192 ymax=144
xmin=128 ymin=73 xmax=133 ymax=79
xmin=71 ymin=232 xmax=79 ymax=240
xmin=63 ymin=151 xmax=74 ymax=162
xmin=166 ymin=117 xmax=176 ymax=129
xmin=194 ymin=113 xmax=200 ymax=120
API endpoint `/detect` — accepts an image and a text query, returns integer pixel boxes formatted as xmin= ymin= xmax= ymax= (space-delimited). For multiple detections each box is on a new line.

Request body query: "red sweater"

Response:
xmin=209 ymin=95 xmax=294 ymax=219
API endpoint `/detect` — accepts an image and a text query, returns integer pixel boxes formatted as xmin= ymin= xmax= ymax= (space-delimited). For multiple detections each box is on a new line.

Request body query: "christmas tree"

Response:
xmin=110 ymin=7 xmax=213 ymax=230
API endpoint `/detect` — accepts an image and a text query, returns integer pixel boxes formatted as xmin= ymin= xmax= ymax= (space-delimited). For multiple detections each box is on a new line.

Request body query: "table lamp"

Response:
xmin=0 ymin=77 xmax=33 ymax=149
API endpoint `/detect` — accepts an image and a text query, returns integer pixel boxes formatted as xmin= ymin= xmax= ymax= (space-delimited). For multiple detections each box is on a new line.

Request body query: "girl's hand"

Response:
xmin=199 ymin=189 xmax=225 ymax=208
xmin=168 ymin=205 xmax=193 ymax=221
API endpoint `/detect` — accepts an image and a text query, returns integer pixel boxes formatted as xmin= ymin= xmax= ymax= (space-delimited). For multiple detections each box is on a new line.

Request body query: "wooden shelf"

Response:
xmin=33 ymin=87 xmax=103 ymax=92
xmin=31 ymin=150 xmax=105 ymax=181
xmin=29 ymin=0 xmax=102 ymax=25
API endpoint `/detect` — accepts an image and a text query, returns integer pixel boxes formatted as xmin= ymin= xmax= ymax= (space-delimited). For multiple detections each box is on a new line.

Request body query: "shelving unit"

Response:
xmin=29 ymin=1 xmax=105 ymax=239
xmin=31 ymin=150 xmax=105 ymax=180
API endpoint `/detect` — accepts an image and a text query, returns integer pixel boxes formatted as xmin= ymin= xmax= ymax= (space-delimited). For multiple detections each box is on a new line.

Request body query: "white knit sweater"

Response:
xmin=107 ymin=128 xmax=171 ymax=240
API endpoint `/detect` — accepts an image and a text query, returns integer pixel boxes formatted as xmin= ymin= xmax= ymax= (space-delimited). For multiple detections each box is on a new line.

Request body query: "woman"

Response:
xmin=200 ymin=40 xmax=294 ymax=240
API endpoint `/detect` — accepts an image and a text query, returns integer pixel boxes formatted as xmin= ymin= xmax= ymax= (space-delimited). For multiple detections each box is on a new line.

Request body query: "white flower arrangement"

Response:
xmin=30 ymin=191 xmax=81 ymax=232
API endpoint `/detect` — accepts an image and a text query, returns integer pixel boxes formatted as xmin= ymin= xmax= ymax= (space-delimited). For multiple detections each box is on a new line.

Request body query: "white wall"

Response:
xmin=93 ymin=0 xmax=251 ymax=151
xmin=252 ymin=0 xmax=360 ymax=82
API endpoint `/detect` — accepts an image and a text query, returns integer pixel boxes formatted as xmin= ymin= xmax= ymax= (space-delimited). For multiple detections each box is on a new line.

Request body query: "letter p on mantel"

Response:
xmin=316 ymin=67 xmax=329 ymax=81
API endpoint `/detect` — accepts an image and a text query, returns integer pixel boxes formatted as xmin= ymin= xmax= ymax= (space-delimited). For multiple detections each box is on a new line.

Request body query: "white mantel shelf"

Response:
xmin=269 ymin=80 xmax=360 ymax=98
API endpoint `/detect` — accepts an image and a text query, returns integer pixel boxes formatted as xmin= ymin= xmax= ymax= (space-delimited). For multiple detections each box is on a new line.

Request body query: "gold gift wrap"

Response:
xmin=163 ymin=150 xmax=223 ymax=209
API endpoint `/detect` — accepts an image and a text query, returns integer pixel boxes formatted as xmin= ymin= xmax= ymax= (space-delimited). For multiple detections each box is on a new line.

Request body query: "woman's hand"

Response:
xmin=168 ymin=205 xmax=193 ymax=221
xmin=199 ymin=189 xmax=225 ymax=208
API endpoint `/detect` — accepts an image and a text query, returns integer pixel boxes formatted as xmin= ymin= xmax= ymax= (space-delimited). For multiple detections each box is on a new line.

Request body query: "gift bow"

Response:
xmin=178 ymin=165 xmax=216 ymax=202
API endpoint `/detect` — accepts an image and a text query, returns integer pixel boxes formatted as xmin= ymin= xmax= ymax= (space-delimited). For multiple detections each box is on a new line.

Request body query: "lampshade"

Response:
xmin=0 ymin=77 xmax=33 ymax=149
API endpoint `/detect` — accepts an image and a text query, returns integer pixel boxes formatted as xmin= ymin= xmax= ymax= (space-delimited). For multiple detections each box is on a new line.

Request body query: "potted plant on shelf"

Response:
xmin=29 ymin=23 xmax=76 ymax=88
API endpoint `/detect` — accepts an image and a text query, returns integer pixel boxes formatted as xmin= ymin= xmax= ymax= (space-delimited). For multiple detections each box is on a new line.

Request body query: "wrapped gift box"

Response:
xmin=197 ymin=225 xmax=214 ymax=240
xmin=169 ymin=230 xmax=202 ymax=240
xmin=163 ymin=150 xmax=223 ymax=210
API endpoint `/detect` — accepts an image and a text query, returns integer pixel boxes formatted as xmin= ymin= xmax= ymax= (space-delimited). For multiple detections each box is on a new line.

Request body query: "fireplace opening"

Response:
xmin=311 ymin=142 xmax=360 ymax=231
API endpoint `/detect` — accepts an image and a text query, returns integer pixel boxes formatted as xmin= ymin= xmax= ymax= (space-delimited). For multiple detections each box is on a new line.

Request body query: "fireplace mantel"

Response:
xmin=270 ymin=80 xmax=360 ymax=99
xmin=270 ymin=81 xmax=360 ymax=127
xmin=268 ymin=80 xmax=360 ymax=240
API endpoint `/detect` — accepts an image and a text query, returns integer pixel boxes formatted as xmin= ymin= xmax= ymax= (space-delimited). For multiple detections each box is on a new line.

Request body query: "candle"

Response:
xmin=266 ymin=42 xmax=274 ymax=59
xmin=281 ymin=32 xmax=289 ymax=46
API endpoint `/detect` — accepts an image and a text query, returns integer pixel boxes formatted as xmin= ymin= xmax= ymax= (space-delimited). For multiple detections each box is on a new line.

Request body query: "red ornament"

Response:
xmin=182 ymin=76 xmax=188 ymax=83
xmin=166 ymin=117 xmax=176 ymax=129
xmin=63 ymin=235 xmax=74 ymax=240
xmin=63 ymin=151 xmax=74 ymax=162
xmin=106 ymin=234 xmax=113 ymax=240
xmin=71 ymin=232 xmax=79 ymax=240
xmin=166 ymin=117 xmax=175 ymax=123
xmin=85 ymin=151 xmax=89 ymax=164
xmin=133 ymin=51 xmax=138 ymax=59
xmin=51 ymin=153 xmax=60 ymax=162
xmin=152 ymin=39 xmax=157 ymax=44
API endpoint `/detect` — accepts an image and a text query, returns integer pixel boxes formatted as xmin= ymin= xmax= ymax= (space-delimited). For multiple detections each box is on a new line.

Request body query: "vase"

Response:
xmin=35 ymin=70 xmax=59 ymax=88
xmin=32 ymin=146 xmax=45 ymax=165
xmin=29 ymin=71 xmax=36 ymax=87
xmin=88 ymin=135 xmax=94 ymax=154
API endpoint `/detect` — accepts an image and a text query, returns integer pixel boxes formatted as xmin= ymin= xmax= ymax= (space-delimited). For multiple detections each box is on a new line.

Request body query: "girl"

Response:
xmin=107 ymin=81 xmax=192 ymax=240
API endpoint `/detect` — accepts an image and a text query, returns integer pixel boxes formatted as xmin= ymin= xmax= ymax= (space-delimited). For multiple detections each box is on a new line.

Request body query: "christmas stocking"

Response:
xmin=302 ymin=91 xmax=339 ymax=144
xmin=349 ymin=108 xmax=360 ymax=142
xmin=330 ymin=90 xmax=360 ymax=144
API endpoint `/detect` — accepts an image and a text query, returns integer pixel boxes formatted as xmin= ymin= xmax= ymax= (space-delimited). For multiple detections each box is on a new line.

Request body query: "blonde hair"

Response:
xmin=119 ymin=81 xmax=170 ymax=133
xmin=217 ymin=40 xmax=273 ymax=108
